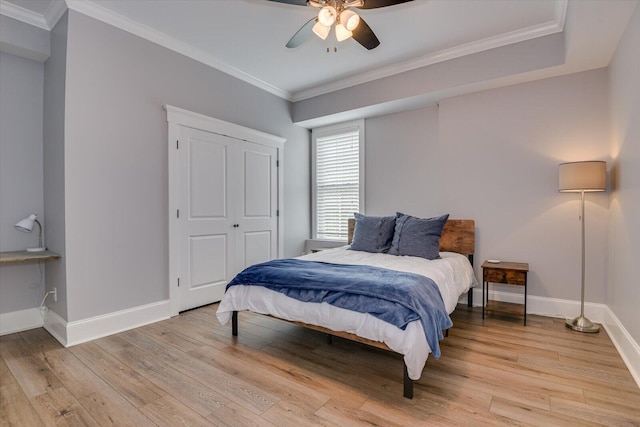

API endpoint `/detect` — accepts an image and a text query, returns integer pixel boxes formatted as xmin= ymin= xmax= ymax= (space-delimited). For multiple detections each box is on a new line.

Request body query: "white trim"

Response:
xmin=167 ymin=110 xmax=180 ymax=317
xmin=0 ymin=0 xmax=49 ymax=30
xmin=1 ymin=0 xmax=568 ymax=102
xmin=603 ymin=307 xmax=640 ymax=388
xmin=461 ymin=289 xmax=640 ymax=388
xmin=43 ymin=308 xmax=68 ymax=347
xmin=0 ymin=308 xmax=44 ymax=335
xmin=51 ymin=300 xmax=171 ymax=347
xmin=165 ymin=105 xmax=285 ymax=317
xmin=64 ymin=0 xmax=289 ymax=100
xmin=466 ymin=287 xmax=607 ymax=321
xmin=43 ymin=0 xmax=67 ymax=29
xmin=554 ymin=0 xmax=569 ymax=32
xmin=165 ymin=105 xmax=286 ymax=148
xmin=291 ymin=1 xmax=568 ymax=102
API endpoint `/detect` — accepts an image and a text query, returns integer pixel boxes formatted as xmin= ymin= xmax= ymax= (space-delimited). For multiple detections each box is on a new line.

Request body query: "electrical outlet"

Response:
xmin=53 ymin=287 xmax=57 ymax=302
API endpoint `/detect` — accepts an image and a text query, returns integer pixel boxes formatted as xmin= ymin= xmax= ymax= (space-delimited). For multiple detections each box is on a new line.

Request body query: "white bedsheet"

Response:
xmin=216 ymin=247 xmax=477 ymax=379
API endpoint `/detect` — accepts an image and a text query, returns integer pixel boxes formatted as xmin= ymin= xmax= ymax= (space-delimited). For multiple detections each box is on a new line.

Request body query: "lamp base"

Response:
xmin=565 ymin=315 xmax=600 ymax=333
xmin=26 ymin=247 xmax=46 ymax=252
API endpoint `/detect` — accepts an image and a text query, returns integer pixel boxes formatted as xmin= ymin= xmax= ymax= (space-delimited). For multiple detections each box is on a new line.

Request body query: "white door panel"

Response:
xmin=243 ymin=231 xmax=272 ymax=268
xmin=189 ymin=235 xmax=227 ymax=287
xmin=189 ymin=139 xmax=227 ymax=218
xmin=243 ymin=150 xmax=272 ymax=218
xmin=178 ymin=126 xmax=235 ymax=311
xmin=236 ymin=142 xmax=278 ymax=270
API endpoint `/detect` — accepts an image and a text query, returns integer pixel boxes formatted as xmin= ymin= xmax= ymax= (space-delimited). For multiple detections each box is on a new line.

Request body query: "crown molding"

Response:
xmin=44 ymin=0 xmax=67 ymax=29
xmin=0 ymin=0 xmax=568 ymax=104
xmin=291 ymin=0 xmax=568 ymax=102
xmin=65 ymin=0 xmax=291 ymax=100
xmin=0 ymin=0 xmax=49 ymax=30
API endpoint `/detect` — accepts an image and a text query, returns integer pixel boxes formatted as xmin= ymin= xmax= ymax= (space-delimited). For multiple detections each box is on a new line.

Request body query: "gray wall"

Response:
xmin=608 ymin=6 xmax=640 ymax=343
xmin=0 ymin=15 xmax=49 ymax=62
xmin=365 ymin=107 xmax=440 ymax=217
xmin=0 ymin=51 xmax=45 ymax=314
xmin=364 ymin=69 xmax=610 ymax=307
xmin=43 ymin=12 xmax=68 ymax=320
xmin=61 ymin=11 xmax=309 ymax=322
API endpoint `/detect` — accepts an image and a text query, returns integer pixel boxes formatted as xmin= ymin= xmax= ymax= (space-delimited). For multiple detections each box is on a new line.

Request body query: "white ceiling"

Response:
xmin=1 ymin=0 xmax=636 ymax=102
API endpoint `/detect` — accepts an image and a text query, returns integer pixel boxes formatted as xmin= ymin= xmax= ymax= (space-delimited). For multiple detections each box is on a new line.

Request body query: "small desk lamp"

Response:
xmin=14 ymin=214 xmax=45 ymax=252
xmin=559 ymin=161 xmax=606 ymax=333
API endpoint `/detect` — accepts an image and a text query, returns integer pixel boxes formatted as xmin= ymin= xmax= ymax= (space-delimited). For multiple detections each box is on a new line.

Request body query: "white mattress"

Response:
xmin=216 ymin=247 xmax=477 ymax=379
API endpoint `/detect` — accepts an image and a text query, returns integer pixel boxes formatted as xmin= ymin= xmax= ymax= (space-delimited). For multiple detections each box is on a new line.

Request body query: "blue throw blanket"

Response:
xmin=226 ymin=259 xmax=453 ymax=358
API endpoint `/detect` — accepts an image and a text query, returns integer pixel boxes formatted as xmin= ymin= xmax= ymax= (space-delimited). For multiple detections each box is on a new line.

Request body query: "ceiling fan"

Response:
xmin=268 ymin=0 xmax=414 ymax=50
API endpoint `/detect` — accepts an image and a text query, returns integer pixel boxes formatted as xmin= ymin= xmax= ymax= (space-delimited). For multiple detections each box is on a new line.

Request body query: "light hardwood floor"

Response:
xmin=1 ymin=304 xmax=639 ymax=426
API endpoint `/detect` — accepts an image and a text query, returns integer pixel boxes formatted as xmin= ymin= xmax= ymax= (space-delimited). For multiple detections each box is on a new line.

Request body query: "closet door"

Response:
xmin=177 ymin=126 xmax=235 ymax=311
xmin=235 ymin=141 xmax=278 ymax=271
xmin=168 ymin=105 xmax=285 ymax=315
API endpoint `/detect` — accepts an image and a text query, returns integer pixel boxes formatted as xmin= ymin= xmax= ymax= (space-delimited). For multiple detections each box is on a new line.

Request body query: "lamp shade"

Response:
xmin=318 ymin=6 xmax=336 ymax=27
xmin=312 ymin=21 xmax=330 ymax=40
xmin=559 ymin=161 xmax=606 ymax=192
xmin=14 ymin=214 xmax=37 ymax=232
xmin=340 ymin=10 xmax=360 ymax=31
xmin=335 ymin=23 xmax=353 ymax=42
xmin=14 ymin=213 xmax=45 ymax=252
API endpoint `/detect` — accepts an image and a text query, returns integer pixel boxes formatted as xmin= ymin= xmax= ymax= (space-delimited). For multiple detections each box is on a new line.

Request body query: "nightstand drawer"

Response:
xmin=483 ymin=268 xmax=526 ymax=286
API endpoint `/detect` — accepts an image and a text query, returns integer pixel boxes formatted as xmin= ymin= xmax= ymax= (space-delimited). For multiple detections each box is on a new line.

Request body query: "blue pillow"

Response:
xmin=349 ymin=213 xmax=396 ymax=253
xmin=388 ymin=213 xmax=449 ymax=260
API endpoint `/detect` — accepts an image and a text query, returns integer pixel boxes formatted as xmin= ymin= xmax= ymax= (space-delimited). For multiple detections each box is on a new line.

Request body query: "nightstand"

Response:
xmin=482 ymin=261 xmax=529 ymax=325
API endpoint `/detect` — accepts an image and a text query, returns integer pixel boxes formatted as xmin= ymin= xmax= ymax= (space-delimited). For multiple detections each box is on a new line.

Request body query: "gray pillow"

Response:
xmin=388 ymin=213 xmax=449 ymax=260
xmin=349 ymin=213 xmax=396 ymax=253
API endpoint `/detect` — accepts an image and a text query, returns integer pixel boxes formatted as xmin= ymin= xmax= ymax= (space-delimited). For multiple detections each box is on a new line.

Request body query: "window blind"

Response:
xmin=315 ymin=128 xmax=360 ymax=240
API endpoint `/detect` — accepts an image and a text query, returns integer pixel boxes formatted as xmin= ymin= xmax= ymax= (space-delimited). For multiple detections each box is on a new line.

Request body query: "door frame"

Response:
xmin=165 ymin=105 xmax=285 ymax=317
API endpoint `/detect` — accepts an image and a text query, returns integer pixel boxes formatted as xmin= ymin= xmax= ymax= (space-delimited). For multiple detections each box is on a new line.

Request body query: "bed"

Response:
xmin=216 ymin=217 xmax=476 ymax=398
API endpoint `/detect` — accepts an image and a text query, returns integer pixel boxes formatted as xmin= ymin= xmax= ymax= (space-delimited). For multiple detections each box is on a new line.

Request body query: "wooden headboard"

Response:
xmin=348 ymin=218 xmax=475 ymax=255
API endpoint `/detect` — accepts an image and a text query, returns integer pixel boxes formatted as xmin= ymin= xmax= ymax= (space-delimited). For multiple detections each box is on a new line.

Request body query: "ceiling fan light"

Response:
xmin=335 ymin=23 xmax=353 ymax=42
xmin=340 ymin=10 xmax=360 ymax=31
xmin=317 ymin=6 xmax=337 ymax=27
xmin=312 ymin=21 xmax=330 ymax=40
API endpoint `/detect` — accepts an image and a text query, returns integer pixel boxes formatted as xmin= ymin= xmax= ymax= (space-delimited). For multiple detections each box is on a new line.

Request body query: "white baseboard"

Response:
xmin=464 ymin=287 xmax=607 ymax=321
xmin=44 ymin=300 xmax=171 ymax=347
xmin=0 ymin=308 xmax=45 ymax=335
xmin=603 ymin=306 xmax=640 ymax=388
xmin=461 ymin=287 xmax=639 ymax=388
xmin=43 ymin=308 xmax=68 ymax=346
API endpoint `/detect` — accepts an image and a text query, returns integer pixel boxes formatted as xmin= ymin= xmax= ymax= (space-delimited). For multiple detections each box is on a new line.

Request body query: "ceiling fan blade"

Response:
xmin=286 ymin=18 xmax=316 ymax=48
xmin=352 ymin=18 xmax=380 ymax=50
xmin=266 ymin=0 xmax=309 ymax=5
xmin=358 ymin=0 xmax=413 ymax=9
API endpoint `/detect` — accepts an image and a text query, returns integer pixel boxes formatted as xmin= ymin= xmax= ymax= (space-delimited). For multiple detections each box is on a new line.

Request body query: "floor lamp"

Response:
xmin=559 ymin=161 xmax=606 ymax=333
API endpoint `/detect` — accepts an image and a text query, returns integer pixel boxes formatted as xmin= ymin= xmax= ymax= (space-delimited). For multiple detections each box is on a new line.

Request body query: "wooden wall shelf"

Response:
xmin=0 ymin=250 xmax=61 ymax=264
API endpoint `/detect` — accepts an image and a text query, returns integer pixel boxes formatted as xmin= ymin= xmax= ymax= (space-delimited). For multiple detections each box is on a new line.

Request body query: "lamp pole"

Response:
xmin=566 ymin=189 xmax=600 ymax=333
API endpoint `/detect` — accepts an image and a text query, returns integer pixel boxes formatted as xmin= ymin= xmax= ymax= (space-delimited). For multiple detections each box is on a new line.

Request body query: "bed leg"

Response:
xmin=327 ymin=334 xmax=333 ymax=345
xmin=232 ymin=311 xmax=238 ymax=336
xmin=467 ymin=254 xmax=474 ymax=308
xmin=444 ymin=328 xmax=449 ymax=338
xmin=403 ymin=363 xmax=414 ymax=399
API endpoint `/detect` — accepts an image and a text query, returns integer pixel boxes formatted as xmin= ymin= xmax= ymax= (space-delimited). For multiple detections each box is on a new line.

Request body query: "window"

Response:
xmin=312 ymin=120 xmax=365 ymax=240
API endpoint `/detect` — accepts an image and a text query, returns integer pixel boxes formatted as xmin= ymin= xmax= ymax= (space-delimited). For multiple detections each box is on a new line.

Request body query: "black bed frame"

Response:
xmin=230 ymin=254 xmax=474 ymax=400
